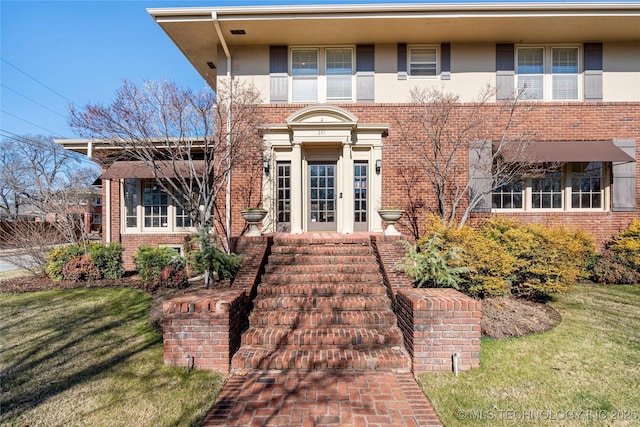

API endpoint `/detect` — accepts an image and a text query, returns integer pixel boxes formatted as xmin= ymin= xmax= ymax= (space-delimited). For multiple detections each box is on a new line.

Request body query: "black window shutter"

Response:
xmin=269 ymin=46 xmax=288 ymax=103
xmin=441 ymin=43 xmax=451 ymax=80
xmin=397 ymin=43 xmax=407 ymax=79
xmin=356 ymin=45 xmax=375 ymax=102
xmin=584 ymin=42 xmax=603 ymax=101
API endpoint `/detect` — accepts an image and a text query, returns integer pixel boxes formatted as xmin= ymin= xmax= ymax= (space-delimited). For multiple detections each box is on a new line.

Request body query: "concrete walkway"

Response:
xmin=202 ymin=370 xmax=442 ymax=426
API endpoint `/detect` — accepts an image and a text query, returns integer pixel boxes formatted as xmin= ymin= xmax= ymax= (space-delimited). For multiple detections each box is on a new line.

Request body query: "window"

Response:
xmin=409 ymin=47 xmax=437 ymax=77
xmin=124 ymin=178 xmax=138 ymax=228
xmin=492 ymin=163 xmax=608 ymax=212
xmin=517 ymin=48 xmax=544 ymax=100
xmin=326 ymin=48 xmax=353 ymax=100
xmin=552 ymin=47 xmax=579 ymax=100
xmin=291 ymin=47 xmax=354 ymax=102
xmin=516 ymin=46 xmax=580 ymax=101
xmin=143 ymin=181 xmax=168 ymax=227
xmin=492 ymin=179 xmax=523 ymax=209
xmin=531 ymin=172 xmax=563 ymax=209
xmin=292 ymin=49 xmax=318 ymax=102
xmin=571 ymin=162 xmax=602 ymax=209
xmin=123 ymin=179 xmax=197 ymax=232
xmin=92 ymin=214 xmax=102 ymax=225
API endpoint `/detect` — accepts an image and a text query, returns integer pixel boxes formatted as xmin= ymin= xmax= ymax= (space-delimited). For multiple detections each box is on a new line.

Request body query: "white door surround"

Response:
xmin=261 ymin=105 xmax=388 ymax=234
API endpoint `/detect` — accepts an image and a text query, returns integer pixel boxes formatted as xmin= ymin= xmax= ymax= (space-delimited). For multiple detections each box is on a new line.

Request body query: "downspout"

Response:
xmin=212 ymin=12 xmax=233 ymax=252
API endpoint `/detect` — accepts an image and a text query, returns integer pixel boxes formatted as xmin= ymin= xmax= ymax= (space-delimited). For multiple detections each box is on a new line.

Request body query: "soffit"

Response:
xmin=150 ymin=4 xmax=640 ymax=79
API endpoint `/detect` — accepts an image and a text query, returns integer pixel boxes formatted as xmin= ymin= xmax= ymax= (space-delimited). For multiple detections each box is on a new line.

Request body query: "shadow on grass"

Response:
xmin=0 ymin=288 xmax=162 ymax=422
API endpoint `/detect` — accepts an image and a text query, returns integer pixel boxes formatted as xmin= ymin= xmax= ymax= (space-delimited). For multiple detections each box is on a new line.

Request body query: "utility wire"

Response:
xmin=1 ymin=58 xmax=77 ymax=106
xmin=1 ymin=83 xmax=67 ymax=118
xmin=0 ymin=110 xmax=63 ymax=136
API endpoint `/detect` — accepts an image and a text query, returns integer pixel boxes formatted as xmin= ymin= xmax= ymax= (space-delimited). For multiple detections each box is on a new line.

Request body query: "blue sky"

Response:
xmin=0 ymin=0 xmax=605 ymax=140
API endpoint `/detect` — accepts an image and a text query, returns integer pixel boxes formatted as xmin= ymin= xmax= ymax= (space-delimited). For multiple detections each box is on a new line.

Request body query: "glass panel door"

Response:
xmin=276 ymin=162 xmax=291 ymax=232
xmin=308 ymin=163 xmax=336 ymax=231
xmin=354 ymin=162 xmax=368 ymax=231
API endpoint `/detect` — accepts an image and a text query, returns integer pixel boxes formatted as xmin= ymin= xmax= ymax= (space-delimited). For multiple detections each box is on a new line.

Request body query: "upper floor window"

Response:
xmin=516 ymin=46 xmax=580 ymax=101
xmin=292 ymin=49 xmax=319 ymax=102
xmin=291 ymin=47 xmax=354 ymax=103
xmin=409 ymin=46 xmax=437 ymax=77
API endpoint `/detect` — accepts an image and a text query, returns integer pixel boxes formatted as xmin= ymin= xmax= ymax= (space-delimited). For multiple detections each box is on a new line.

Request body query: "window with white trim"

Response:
xmin=123 ymin=179 xmax=196 ymax=232
xmin=516 ymin=46 xmax=580 ymax=101
xmin=492 ymin=163 xmax=608 ymax=212
xmin=409 ymin=46 xmax=437 ymax=77
xmin=291 ymin=47 xmax=354 ymax=102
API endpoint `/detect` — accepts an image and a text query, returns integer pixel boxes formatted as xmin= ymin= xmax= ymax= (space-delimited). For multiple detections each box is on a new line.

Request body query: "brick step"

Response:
xmin=253 ymin=295 xmax=392 ymax=311
xmin=241 ymin=325 xmax=404 ymax=349
xmin=264 ymin=263 xmax=380 ymax=274
xmin=261 ymin=272 xmax=382 ymax=285
xmin=231 ymin=346 xmax=412 ymax=372
xmin=257 ymin=282 xmax=388 ymax=297
xmin=273 ymin=237 xmax=371 ymax=246
xmin=249 ymin=309 xmax=398 ymax=327
xmin=270 ymin=244 xmax=373 ymax=256
xmin=267 ymin=254 xmax=378 ymax=266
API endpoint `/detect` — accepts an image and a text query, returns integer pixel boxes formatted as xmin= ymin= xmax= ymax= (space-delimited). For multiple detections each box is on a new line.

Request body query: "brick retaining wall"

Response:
xmin=374 ymin=236 xmax=481 ymax=373
xmin=162 ymin=237 xmax=270 ymax=372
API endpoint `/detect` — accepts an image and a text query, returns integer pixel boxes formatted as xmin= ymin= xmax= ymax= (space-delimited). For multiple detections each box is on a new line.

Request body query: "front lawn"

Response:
xmin=0 ymin=287 xmax=225 ymax=426
xmin=420 ymin=284 xmax=640 ymax=425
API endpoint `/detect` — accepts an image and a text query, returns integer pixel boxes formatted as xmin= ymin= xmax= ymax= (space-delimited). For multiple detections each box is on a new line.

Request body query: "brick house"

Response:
xmin=59 ymin=2 xmax=639 ymax=267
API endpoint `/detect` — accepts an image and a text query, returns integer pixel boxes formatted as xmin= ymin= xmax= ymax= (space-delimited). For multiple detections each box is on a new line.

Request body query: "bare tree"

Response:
xmin=0 ymin=135 xmax=101 ymax=273
xmin=395 ymin=86 xmax=538 ymax=229
xmin=69 ymin=79 xmax=264 ymax=269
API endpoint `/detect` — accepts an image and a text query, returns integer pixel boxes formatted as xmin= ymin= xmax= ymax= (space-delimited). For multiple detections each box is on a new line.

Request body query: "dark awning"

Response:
xmin=100 ymin=160 xmax=206 ymax=179
xmin=498 ymin=141 xmax=636 ymax=163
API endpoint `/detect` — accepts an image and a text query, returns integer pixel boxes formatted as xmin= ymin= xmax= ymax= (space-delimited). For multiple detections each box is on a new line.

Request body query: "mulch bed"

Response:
xmin=482 ymin=296 xmax=562 ymax=339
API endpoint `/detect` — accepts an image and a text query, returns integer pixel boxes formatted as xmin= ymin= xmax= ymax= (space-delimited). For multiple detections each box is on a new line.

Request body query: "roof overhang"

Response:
xmin=100 ymin=160 xmax=207 ymax=179
xmin=148 ymin=2 xmax=640 ymax=90
xmin=500 ymin=140 xmax=637 ymax=163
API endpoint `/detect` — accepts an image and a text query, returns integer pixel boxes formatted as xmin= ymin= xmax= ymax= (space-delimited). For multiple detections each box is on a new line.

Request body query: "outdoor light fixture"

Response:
xmin=375 ymin=159 xmax=382 ymax=174
xmin=263 ymin=156 xmax=270 ymax=174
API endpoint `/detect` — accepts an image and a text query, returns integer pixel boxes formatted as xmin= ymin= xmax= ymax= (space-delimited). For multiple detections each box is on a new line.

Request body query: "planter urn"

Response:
xmin=377 ymin=209 xmax=404 ymax=236
xmin=241 ymin=209 xmax=267 ymax=237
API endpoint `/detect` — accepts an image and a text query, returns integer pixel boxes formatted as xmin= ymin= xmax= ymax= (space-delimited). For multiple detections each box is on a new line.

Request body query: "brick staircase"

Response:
xmin=231 ymin=236 xmax=412 ymax=372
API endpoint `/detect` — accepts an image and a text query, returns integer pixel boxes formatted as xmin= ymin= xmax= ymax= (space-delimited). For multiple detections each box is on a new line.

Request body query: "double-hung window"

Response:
xmin=409 ymin=46 xmax=437 ymax=77
xmin=552 ymin=47 xmax=579 ymax=100
xmin=292 ymin=49 xmax=319 ymax=102
xmin=326 ymin=48 xmax=353 ymax=101
xmin=571 ymin=162 xmax=603 ymax=209
xmin=291 ymin=47 xmax=354 ymax=102
xmin=517 ymin=48 xmax=544 ymax=100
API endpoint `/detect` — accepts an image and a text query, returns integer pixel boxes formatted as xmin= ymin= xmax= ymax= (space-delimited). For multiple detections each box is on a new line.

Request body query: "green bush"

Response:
xmin=401 ymin=235 xmax=468 ymax=289
xmin=132 ymin=246 xmax=181 ymax=282
xmin=46 ymin=245 xmax=85 ymax=281
xmin=62 ymin=255 xmax=101 ymax=282
xmin=190 ymin=230 xmax=243 ymax=283
xmin=88 ymin=243 xmax=124 ymax=279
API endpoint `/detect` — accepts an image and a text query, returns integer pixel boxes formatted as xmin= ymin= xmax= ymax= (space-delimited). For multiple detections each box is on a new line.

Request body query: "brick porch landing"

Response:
xmin=202 ymin=370 xmax=441 ymax=426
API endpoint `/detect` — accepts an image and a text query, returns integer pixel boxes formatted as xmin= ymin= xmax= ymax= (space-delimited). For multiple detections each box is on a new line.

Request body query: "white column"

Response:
xmin=290 ymin=141 xmax=304 ymax=234
xmin=341 ymin=140 xmax=354 ymax=234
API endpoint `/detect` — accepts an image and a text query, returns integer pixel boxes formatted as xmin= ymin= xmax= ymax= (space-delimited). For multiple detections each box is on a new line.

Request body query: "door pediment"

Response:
xmin=287 ymin=105 xmax=359 ymax=129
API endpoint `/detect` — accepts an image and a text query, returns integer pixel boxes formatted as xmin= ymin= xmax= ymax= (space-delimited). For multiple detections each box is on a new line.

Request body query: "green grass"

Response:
xmin=0 ymin=287 xmax=225 ymax=426
xmin=420 ymin=284 xmax=640 ymax=426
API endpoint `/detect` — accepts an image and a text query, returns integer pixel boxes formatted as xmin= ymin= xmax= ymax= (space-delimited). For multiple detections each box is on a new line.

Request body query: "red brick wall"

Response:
xmin=252 ymin=102 xmax=639 ymax=245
